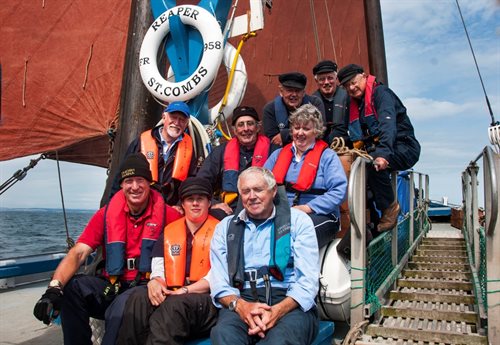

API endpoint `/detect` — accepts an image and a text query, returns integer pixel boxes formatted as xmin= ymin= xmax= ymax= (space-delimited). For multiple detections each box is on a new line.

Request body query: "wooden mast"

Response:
xmin=365 ymin=0 xmax=388 ymax=85
xmin=100 ymin=0 xmax=164 ymax=206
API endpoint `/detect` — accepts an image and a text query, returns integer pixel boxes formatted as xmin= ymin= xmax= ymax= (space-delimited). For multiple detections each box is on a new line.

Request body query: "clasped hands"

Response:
xmin=236 ymin=299 xmax=281 ymax=338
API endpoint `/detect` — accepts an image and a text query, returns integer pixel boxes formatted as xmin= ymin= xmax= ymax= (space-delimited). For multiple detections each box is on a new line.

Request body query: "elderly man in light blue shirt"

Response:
xmin=209 ymin=166 xmax=319 ymax=345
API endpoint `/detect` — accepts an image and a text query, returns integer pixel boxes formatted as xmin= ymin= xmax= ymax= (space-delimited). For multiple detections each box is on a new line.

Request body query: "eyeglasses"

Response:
xmin=235 ymin=120 xmax=257 ymax=128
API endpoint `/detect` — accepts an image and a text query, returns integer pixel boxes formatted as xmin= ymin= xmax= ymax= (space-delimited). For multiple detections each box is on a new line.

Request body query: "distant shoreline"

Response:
xmin=0 ymin=207 xmax=97 ymax=212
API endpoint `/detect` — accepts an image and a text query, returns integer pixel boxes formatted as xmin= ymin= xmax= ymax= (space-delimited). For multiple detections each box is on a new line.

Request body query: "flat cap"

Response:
xmin=337 ymin=64 xmax=364 ymax=85
xmin=278 ymin=72 xmax=307 ymax=90
xmin=313 ymin=60 xmax=338 ymax=75
xmin=231 ymin=106 xmax=260 ymax=125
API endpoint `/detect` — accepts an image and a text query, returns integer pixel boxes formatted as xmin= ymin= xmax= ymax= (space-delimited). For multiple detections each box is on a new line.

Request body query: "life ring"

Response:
xmin=166 ymin=43 xmax=248 ymax=124
xmin=139 ymin=5 xmax=224 ymax=103
xmin=208 ymin=43 xmax=247 ymax=124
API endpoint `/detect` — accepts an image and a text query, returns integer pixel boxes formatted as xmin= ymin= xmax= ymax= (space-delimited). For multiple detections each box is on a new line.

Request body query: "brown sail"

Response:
xmin=0 ymin=0 xmax=384 ymax=168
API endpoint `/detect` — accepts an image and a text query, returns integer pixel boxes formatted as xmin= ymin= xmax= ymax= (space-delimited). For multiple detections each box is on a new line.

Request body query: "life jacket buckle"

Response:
xmin=246 ymin=269 xmax=258 ymax=282
xmin=126 ymin=258 xmax=136 ymax=270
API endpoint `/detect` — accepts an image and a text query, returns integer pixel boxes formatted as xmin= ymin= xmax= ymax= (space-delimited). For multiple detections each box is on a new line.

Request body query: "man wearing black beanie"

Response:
xmin=34 ymin=153 xmax=182 ymax=345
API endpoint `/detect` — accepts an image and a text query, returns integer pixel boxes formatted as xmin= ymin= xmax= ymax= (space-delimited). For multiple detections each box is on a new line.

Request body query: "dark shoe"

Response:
xmin=377 ymin=201 xmax=400 ymax=232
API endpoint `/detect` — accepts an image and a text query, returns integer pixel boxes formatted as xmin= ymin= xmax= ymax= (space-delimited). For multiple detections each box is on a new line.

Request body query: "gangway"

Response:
xmin=343 ymin=147 xmax=499 ymax=344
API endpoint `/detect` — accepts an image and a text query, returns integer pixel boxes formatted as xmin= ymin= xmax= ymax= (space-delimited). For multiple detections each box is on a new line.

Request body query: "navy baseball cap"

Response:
xmin=164 ymin=101 xmax=190 ymax=117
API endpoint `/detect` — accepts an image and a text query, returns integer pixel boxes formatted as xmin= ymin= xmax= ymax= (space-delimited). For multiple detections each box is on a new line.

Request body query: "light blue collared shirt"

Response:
xmin=159 ymin=127 xmax=183 ymax=162
xmin=264 ymin=141 xmax=347 ymax=217
xmin=209 ymin=207 xmax=319 ymax=312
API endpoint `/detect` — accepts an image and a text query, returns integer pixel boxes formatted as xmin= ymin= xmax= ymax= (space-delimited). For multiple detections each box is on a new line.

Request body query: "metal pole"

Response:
xmin=484 ymin=148 xmax=500 ymax=343
xmin=349 ymin=157 xmax=367 ymax=325
xmin=391 ymin=172 xmax=398 ymax=267
xmin=470 ymin=164 xmax=480 ymax=269
xmin=409 ymin=172 xmax=415 ymax=244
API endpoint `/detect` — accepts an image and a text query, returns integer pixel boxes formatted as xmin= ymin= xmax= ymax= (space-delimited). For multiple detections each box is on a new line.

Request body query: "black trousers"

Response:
xmin=309 ymin=213 xmax=339 ymax=249
xmin=60 ymin=274 xmax=138 ymax=345
xmin=116 ymin=286 xmax=218 ymax=345
xmin=369 ymin=135 xmax=420 ymax=211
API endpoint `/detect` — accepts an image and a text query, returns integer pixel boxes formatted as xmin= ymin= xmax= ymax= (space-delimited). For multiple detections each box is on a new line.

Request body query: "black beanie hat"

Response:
xmin=119 ymin=153 xmax=152 ymax=183
xmin=179 ymin=177 xmax=213 ymax=200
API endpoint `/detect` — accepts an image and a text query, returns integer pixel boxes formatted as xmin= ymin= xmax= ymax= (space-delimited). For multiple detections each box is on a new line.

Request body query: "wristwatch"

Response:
xmin=48 ymin=279 xmax=63 ymax=289
xmin=228 ymin=297 xmax=239 ymax=312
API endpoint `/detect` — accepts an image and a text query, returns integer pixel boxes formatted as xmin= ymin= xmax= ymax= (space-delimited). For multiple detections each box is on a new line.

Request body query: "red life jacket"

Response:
xmin=348 ymin=75 xmax=380 ymax=143
xmin=273 ymin=140 xmax=328 ymax=192
xmin=222 ymin=134 xmax=271 ymax=192
xmin=104 ymin=189 xmax=165 ymax=279
xmin=140 ymin=130 xmax=193 ymax=183
xmin=163 ymin=215 xmax=219 ymax=288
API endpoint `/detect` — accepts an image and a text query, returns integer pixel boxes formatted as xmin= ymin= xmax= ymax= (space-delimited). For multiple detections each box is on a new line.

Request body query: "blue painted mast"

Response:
xmin=150 ymin=0 xmax=232 ymax=124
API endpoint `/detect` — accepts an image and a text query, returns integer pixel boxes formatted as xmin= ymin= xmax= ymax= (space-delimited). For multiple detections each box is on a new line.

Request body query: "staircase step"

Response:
xmin=407 ymin=262 xmax=470 ymax=271
xmin=389 ymin=290 xmax=475 ymax=304
xmin=365 ymin=324 xmax=487 ymax=344
xmin=412 ymin=255 xmax=468 ymax=263
xmin=419 ymin=244 xmax=466 ymax=251
xmin=402 ymin=269 xmax=471 ymax=280
xmin=381 ymin=305 xmax=478 ymax=323
xmin=397 ymin=278 xmax=473 ymax=291
xmin=422 ymin=237 xmax=464 ymax=243
xmin=416 ymin=248 xmax=467 ymax=256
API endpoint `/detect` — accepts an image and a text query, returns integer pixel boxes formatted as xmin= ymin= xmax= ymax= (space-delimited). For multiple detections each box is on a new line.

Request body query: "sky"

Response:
xmin=0 ymin=0 xmax=499 ymax=210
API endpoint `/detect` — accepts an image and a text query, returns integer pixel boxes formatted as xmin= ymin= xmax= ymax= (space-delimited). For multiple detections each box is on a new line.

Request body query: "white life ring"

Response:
xmin=139 ymin=5 xmax=224 ymax=103
xmin=167 ymin=43 xmax=248 ymax=124
xmin=208 ymin=43 xmax=247 ymax=124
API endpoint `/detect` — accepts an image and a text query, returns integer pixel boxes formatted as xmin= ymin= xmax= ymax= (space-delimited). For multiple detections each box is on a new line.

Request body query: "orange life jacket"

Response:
xmin=272 ymin=140 xmax=328 ymax=192
xmin=163 ymin=215 xmax=219 ymax=288
xmin=140 ymin=130 xmax=193 ymax=183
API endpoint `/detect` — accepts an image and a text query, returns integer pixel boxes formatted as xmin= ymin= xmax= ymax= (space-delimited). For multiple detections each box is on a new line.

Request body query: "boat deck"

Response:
xmin=0 ymin=223 xmax=481 ymax=345
xmin=0 ymin=281 xmax=62 ymax=345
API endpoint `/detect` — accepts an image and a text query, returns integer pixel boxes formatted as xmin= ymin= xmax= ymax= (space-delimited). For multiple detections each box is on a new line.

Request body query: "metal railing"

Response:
xmin=348 ymin=156 xmax=430 ymax=325
xmin=462 ymin=146 xmax=500 ymax=343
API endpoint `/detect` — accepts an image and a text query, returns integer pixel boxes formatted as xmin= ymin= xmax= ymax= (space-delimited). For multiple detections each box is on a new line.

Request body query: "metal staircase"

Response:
xmin=358 ymin=235 xmax=487 ymax=345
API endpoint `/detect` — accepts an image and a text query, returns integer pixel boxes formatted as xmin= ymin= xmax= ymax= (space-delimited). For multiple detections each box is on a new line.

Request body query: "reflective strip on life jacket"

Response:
xmin=272 ymin=140 xmax=328 ymax=192
xmin=163 ymin=215 xmax=219 ymax=288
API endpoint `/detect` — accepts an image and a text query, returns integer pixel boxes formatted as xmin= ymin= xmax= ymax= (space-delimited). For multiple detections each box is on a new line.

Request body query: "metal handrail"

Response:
xmin=348 ymin=156 xmax=370 ymax=238
xmin=483 ymin=146 xmax=498 ymax=235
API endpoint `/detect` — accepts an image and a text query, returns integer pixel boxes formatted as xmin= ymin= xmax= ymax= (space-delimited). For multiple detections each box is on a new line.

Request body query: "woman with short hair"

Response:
xmin=264 ymin=103 xmax=348 ymax=248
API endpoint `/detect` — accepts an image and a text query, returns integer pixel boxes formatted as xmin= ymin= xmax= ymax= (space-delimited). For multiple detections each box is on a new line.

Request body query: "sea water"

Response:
xmin=0 ymin=208 xmax=95 ymax=259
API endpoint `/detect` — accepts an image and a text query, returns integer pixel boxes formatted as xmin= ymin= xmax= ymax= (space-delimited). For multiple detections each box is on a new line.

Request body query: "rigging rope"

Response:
xmin=0 ymin=154 xmax=46 ymax=196
xmin=215 ymin=12 xmax=257 ymax=141
xmin=455 ymin=0 xmax=495 ymax=125
xmin=323 ymin=0 xmax=338 ymax=63
xmin=308 ymin=0 xmax=321 ymax=61
xmin=54 ymin=151 xmax=75 ymax=251
xmin=330 ymin=137 xmax=374 ymax=161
